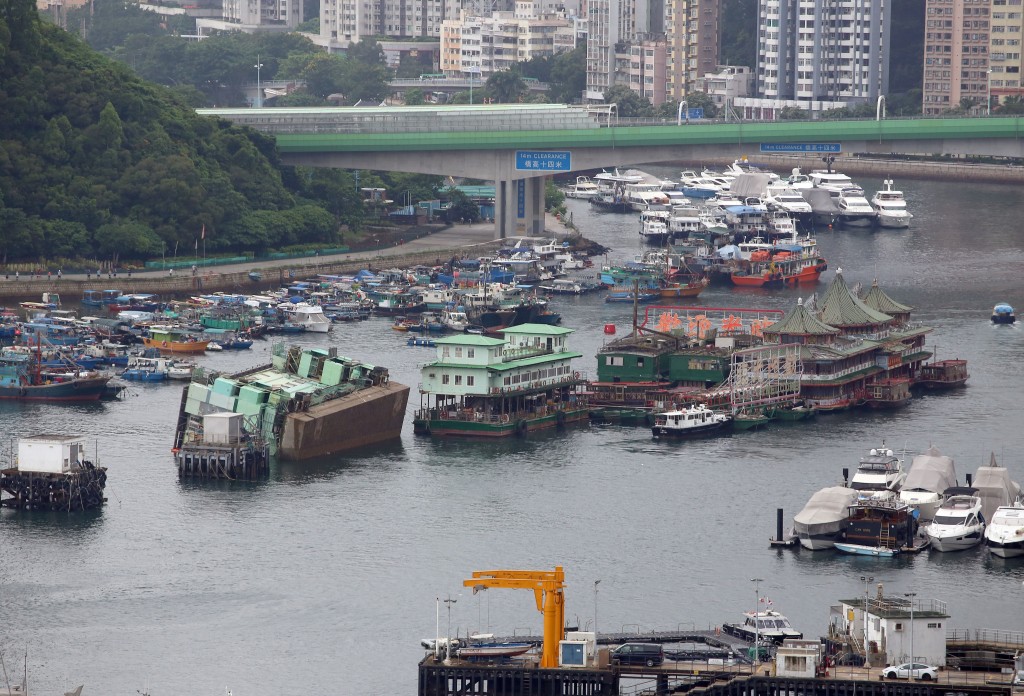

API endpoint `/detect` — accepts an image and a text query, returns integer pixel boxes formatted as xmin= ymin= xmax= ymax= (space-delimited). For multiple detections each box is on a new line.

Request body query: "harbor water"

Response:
xmin=3 ymin=172 xmax=1024 ymax=695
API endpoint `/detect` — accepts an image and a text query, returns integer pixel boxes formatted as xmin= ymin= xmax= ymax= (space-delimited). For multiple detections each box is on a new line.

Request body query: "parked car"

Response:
xmin=610 ymin=642 xmax=664 ymax=667
xmin=882 ymin=662 xmax=938 ymax=681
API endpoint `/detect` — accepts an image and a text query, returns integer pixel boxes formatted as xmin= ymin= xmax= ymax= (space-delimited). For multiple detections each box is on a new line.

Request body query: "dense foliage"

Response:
xmin=0 ymin=1 xmax=434 ymax=263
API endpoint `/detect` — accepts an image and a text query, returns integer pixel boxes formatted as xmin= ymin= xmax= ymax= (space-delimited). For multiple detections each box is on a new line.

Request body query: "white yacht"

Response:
xmin=564 ymin=176 xmax=600 ymax=199
xmin=792 ymin=486 xmax=861 ymax=550
xmin=284 ymin=303 xmax=332 ymax=332
xmin=764 ymin=184 xmax=814 ymax=218
xmin=926 ymin=488 xmax=986 ymax=552
xmin=679 ymin=171 xmax=724 ymax=199
xmin=808 ymin=169 xmax=863 ymax=195
xmin=849 ymin=445 xmax=905 ymax=500
xmin=984 ymin=503 xmax=1024 ymax=558
xmin=899 ymin=446 xmax=958 ymax=521
xmin=835 ymin=189 xmax=877 ymax=227
xmin=871 ymin=179 xmax=913 ymax=228
xmin=668 ymin=205 xmax=704 ymax=239
xmin=440 ymin=307 xmax=470 ymax=332
xmin=624 ymin=182 xmax=670 ymax=211
xmin=639 ymin=209 xmax=671 ymax=244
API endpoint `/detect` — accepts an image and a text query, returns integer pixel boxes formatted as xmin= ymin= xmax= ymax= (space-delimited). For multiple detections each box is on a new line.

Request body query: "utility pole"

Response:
xmin=444 ymin=595 xmax=457 ymax=664
xmin=751 ymin=578 xmax=763 ymax=671
xmin=904 ymin=592 xmax=917 ymax=666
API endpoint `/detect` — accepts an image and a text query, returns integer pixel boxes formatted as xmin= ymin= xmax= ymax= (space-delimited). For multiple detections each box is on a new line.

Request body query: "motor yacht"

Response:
xmin=898 ymin=446 xmax=958 ymax=521
xmin=564 ymin=175 xmax=600 ymax=199
xmin=871 ymin=179 xmax=912 ymax=228
xmin=925 ymin=487 xmax=986 ymax=552
xmin=792 ymin=486 xmax=861 ymax=550
xmin=764 ymin=184 xmax=814 ymax=219
xmin=849 ymin=445 xmax=906 ymax=500
xmin=283 ymin=302 xmax=332 ymax=332
xmin=984 ymin=503 xmax=1024 ymax=558
xmin=639 ymin=209 xmax=671 ymax=244
xmin=835 ymin=189 xmax=877 ymax=227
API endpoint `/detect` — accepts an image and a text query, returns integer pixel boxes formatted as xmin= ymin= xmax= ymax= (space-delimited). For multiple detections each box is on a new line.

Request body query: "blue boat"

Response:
xmin=407 ymin=337 xmax=436 ymax=347
xmin=82 ymin=289 xmax=121 ymax=306
xmin=992 ymin=303 xmax=1016 ymax=324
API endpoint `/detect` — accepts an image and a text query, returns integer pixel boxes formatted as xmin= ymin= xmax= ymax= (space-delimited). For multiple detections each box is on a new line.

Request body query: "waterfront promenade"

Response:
xmin=0 ymin=219 xmax=527 ymax=302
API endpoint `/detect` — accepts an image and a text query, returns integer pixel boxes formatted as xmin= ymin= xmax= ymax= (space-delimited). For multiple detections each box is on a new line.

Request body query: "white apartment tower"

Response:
xmin=586 ymin=0 xmax=660 ymax=99
xmin=322 ymin=0 xmax=481 ymax=44
xmin=757 ymin=0 xmax=890 ymax=105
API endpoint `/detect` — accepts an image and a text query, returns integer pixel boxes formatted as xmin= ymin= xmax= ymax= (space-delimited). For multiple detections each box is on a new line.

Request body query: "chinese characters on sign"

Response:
xmin=649 ymin=307 xmax=783 ymax=338
xmin=759 ymin=143 xmax=842 ymax=153
xmin=515 ymin=151 xmax=572 ymax=172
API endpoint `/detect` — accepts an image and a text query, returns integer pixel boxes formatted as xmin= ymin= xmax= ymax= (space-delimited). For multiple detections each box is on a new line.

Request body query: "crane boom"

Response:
xmin=463 ymin=566 xmax=565 ymax=668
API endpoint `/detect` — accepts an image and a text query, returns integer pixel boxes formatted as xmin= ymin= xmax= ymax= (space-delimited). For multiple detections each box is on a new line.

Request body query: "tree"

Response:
xmin=601 ymin=85 xmax=655 ymax=118
xmin=404 ymin=88 xmax=426 ymax=105
xmin=444 ymin=189 xmax=480 ymax=223
xmin=544 ymin=180 xmax=565 ymax=212
xmin=777 ymin=106 xmax=808 ymax=120
xmin=486 ymin=70 xmax=527 ymax=103
xmin=548 ymin=45 xmax=586 ymax=103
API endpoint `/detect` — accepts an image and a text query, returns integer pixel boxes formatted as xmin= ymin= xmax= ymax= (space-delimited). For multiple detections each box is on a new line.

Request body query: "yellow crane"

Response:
xmin=463 ymin=566 xmax=566 ymax=669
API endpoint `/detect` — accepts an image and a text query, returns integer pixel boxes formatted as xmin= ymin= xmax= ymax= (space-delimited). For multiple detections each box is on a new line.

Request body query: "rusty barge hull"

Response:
xmin=280 ymin=381 xmax=410 ymax=460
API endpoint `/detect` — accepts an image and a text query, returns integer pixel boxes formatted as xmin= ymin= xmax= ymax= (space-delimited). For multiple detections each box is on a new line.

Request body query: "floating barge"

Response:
xmin=174 ymin=343 xmax=409 ymax=468
xmin=0 ymin=435 xmax=107 ymax=511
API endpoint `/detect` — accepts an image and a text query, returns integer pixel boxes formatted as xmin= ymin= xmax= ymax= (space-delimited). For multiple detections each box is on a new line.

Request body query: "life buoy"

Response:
xmin=501 ymin=414 xmax=510 ymax=423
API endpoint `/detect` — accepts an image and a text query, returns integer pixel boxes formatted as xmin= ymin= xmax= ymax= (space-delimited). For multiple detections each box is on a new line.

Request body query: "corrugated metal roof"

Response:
xmin=486 ymin=352 xmax=583 ymax=372
xmin=433 ymin=335 xmax=505 ymax=346
xmin=818 ymin=270 xmax=893 ymax=327
xmin=500 ymin=324 xmax=575 ymax=336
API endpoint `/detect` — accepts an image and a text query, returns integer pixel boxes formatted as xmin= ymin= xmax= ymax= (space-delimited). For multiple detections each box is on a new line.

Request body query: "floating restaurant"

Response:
xmin=412 ymin=324 xmax=589 ymax=437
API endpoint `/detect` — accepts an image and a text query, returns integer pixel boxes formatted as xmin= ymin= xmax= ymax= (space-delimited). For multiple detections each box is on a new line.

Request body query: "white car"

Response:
xmin=882 ymin=662 xmax=939 ymax=681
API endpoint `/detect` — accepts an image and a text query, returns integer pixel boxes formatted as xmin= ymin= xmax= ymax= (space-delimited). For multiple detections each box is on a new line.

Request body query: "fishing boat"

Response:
xmin=0 ymin=350 xmax=110 ymax=401
xmin=914 ymin=358 xmax=969 ymax=389
xmin=732 ymin=409 xmax=771 ymax=431
xmin=834 ymin=497 xmax=926 ymax=556
xmin=991 ymin=303 xmax=1016 ymax=324
xmin=142 ymin=326 xmax=210 ymax=354
xmin=925 ymin=487 xmax=986 ymax=552
xmin=651 ymin=404 xmax=732 ymax=438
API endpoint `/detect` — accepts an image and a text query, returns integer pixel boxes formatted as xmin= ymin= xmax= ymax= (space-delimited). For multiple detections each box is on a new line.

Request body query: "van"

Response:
xmin=610 ymin=642 xmax=664 ymax=667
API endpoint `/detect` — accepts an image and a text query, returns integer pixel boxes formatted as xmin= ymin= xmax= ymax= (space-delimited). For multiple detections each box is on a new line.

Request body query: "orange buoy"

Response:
xmin=604 ymin=323 xmax=616 ymax=334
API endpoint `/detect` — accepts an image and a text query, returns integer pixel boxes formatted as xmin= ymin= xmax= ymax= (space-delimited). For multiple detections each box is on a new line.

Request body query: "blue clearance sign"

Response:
xmin=760 ymin=143 xmax=841 ymax=153
xmin=515 ymin=150 xmax=571 ymax=171
xmin=517 ymin=180 xmax=526 ymax=217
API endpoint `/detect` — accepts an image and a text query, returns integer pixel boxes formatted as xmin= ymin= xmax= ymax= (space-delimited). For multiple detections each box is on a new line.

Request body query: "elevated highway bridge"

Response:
xmin=199 ymin=104 xmax=1024 ymax=238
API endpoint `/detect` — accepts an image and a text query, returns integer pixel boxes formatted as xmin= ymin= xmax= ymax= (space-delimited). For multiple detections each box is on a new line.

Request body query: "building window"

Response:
xmin=927 ymin=622 xmax=942 ymax=628
xmin=467 ymin=348 xmax=475 ymax=358
xmin=442 ymin=346 xmax=450 ymax=357
xmin=455 ymin=375 xmax=462 ymax=385
xmin=442 ymin=374 xmax=450 ymax=384
xmin=455 ymin=347 xmax=463 ymax=357
xmin=467 ymin=375 xmax=475 ymax=386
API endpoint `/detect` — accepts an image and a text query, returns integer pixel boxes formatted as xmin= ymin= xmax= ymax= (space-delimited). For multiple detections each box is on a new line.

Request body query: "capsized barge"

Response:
xmin=173 ymin=343 xmax=409 ymax=463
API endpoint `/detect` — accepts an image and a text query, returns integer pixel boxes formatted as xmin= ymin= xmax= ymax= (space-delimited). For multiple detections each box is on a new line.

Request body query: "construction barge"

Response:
xmin=0 ymin=435 xmax=107 ymax=511
xmin=173 ymin=343 xmax=409 ymax=475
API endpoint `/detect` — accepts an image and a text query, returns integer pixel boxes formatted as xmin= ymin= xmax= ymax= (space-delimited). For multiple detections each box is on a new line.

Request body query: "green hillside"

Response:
xmin=0 ymin=0 xmax=339 ymax=264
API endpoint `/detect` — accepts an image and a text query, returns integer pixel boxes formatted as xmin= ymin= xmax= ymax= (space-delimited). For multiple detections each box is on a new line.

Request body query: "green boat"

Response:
xmin=732 ymin=410 xmax=772 ymax=431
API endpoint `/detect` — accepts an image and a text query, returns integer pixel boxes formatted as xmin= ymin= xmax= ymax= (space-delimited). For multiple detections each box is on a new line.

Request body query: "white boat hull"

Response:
xmin=986 ymin=541 xmax=1024 ymax=558
xmin=927 ymin=528 xmax=984 ymax=552
xmin=834 ymin=542 xmax=898 ymax=557
xmin=877 ymin=213 xmax=911 ymax=229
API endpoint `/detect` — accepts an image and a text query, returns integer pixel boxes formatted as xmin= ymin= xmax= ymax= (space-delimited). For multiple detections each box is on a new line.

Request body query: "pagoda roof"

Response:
xmin=763 ymin=298 xmax=840 ymax=336
xmin=861 ymin=280 xmax=913 ymax=315
xmin=817 ymin=269 xmax=893 ymax=327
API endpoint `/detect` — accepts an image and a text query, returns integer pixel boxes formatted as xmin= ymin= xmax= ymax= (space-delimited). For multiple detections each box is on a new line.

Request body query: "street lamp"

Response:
xmin=860 ymin=575 xmax=874 ymax=660
xmin=987 ymin=68 xmax=993 ymax=116
xmin=593 ymin=580 xmax=601 ymax=638
xmin=751 ymin=578 xmax=763 ymax=670
xmin=444 ymin=595 xmax=458 ymax=663
xmin=904 ymin=592 xmax=917 ymax=666
xmin=254 ymin=54 xmax=264 ymax=108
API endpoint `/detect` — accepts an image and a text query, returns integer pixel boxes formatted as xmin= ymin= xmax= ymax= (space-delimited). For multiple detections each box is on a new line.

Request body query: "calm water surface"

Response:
xmin=2 ymin=173 xmax=1024 ymax=695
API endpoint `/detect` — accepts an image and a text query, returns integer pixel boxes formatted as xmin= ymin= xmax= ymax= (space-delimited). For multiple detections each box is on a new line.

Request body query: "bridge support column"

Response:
xmin=494 ymin=179 xmax=508 ymax=240
xmin=525 ymin=176 xmax=545 ymax=236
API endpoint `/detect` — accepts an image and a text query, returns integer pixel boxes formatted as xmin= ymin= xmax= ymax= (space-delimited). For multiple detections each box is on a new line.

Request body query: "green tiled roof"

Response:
xmin=487 ymin=352 xmax=583 ymax=371
xmin=818 ymin=270 xmax=893 ymax=327
xmin=862 ymin=280 xmax=913 ymax=314
xmin=764 ymin=299 xmax=839 ymax=336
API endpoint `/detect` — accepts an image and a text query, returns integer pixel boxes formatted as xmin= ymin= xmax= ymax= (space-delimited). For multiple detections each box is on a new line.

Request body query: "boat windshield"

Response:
xmin=850 ymin=481 xmax=886 ymax=491
xmin=932 ymin=514 xmax=966 ymax=526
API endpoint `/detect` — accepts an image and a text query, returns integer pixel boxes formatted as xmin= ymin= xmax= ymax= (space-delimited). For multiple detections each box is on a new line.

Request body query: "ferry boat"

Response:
xmin=174 ymin=343 xmax=409 ymax=460
xmin=412 ymin=324 xmax=588 ymax=437
xmin=650 ymin=404 xmax=732 ymax=438
xmin=991 ymin=303 xmax=1016 ymax=324
xmin=925 ymin=487 xmax=986 ymax=552
xmin=834 ymin=497 xmax=925 ymax=556
xmin=914 ymin=358 xmax=969 ymax=389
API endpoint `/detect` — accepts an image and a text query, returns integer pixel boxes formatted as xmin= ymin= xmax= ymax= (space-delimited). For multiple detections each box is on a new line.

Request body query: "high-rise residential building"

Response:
xmin=738 ymin=0 xmax=890 ymax=118
xmin=440 ymin=5 xmax=578 ymax=77
xmin=624 ymin=37 xmax=669 ymax=104
xmin=585 ymin=0 xmax=665 ymax=100
xmin=988 ymin=0 xmax=1022 ymax=110
xmin=320 ymin=0 xmax=466 ymax=45
xmin=923 ymin=0 xmax=991 ymax=115
xmin=665 ymin=0 xmax=720 ymax=101
xmin=195 ymin=0 xmax=302 ymax=34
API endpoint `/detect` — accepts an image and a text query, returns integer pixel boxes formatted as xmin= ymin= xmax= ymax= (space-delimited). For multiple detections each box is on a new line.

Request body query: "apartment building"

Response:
xmin=196 ymin=0 xmax=302 ymax=33
xmin=988 ymin=0 xmax=1023 ymax=109
xmin=923 ymin=0 xmax=993 ymax=115
xmin=665 ymin=0 xmax=720 ymax=101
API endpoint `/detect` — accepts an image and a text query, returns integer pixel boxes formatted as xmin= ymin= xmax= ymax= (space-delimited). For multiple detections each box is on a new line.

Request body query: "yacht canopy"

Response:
xmin=903 ymin=447 xmax=957 ymax=492
xmin=793 ymin=486 xmax=861 ymax=533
